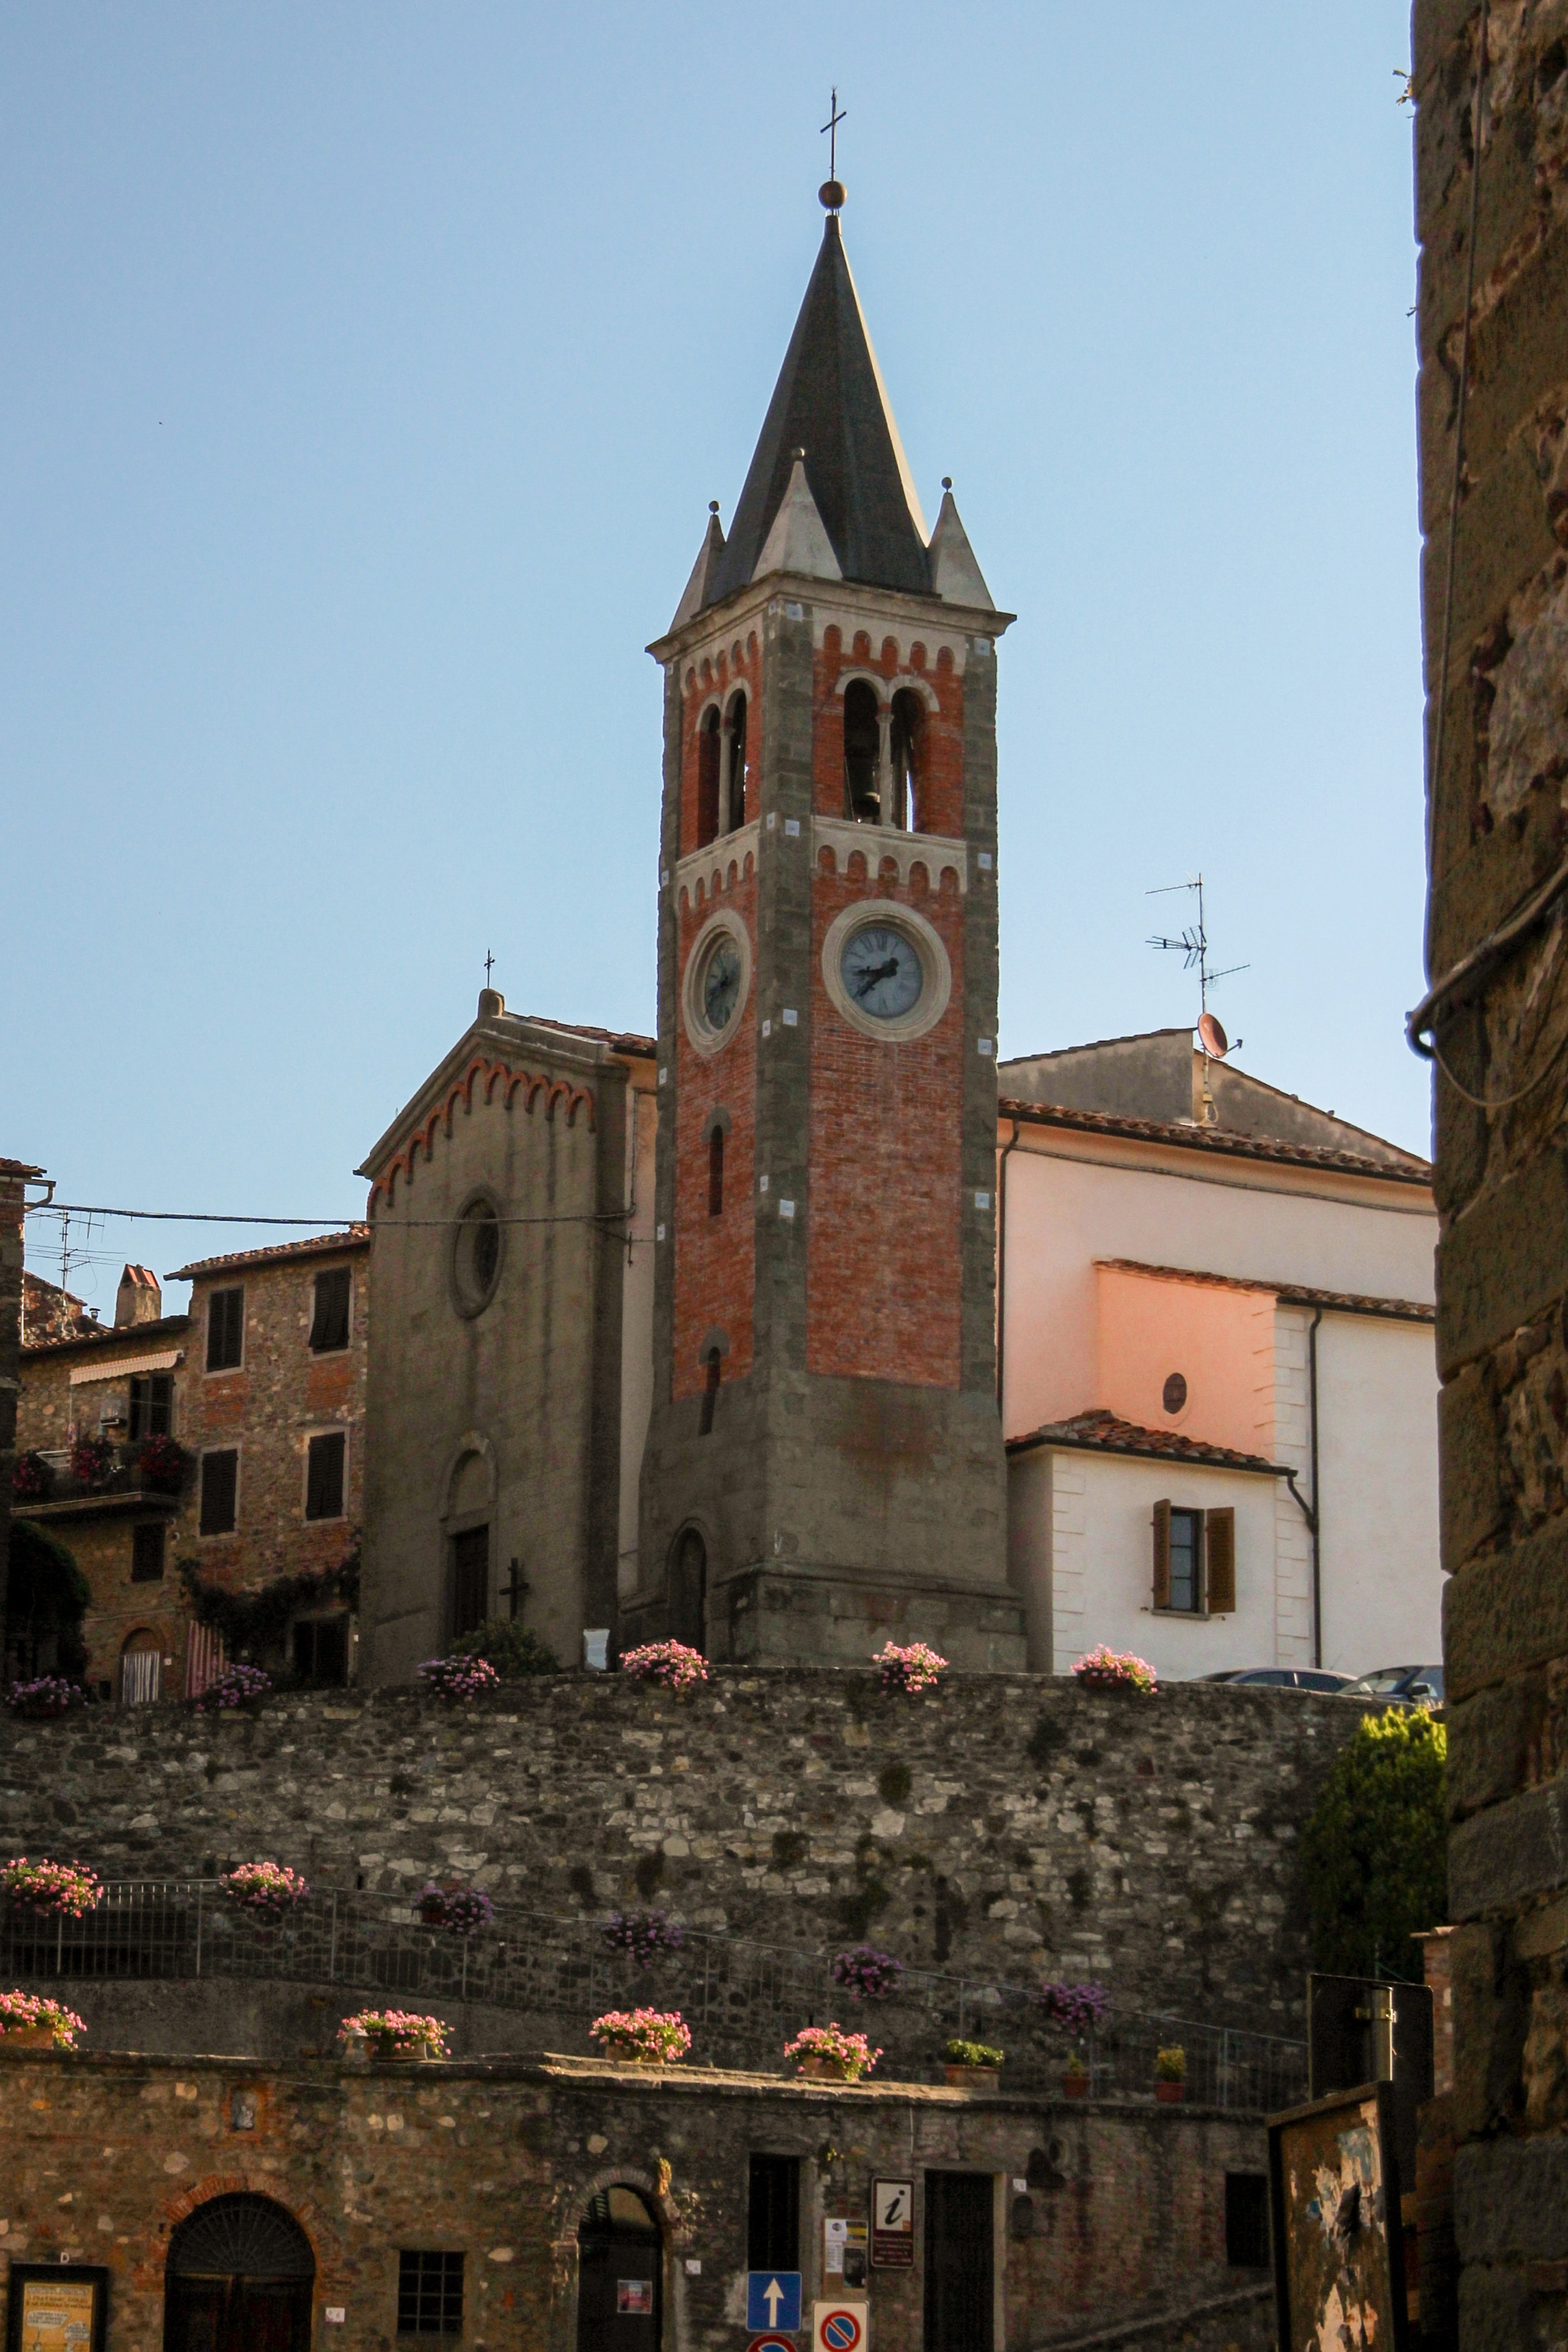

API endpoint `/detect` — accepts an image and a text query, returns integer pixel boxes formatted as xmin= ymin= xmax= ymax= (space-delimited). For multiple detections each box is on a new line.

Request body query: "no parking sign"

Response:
xmin=812 ymin=2303 xmax=868 ymax=2352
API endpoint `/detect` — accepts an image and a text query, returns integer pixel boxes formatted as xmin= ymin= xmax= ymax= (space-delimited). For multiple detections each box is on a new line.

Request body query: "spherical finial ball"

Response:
xmin=709 ymin=499 xmax=720 ymax=514
xmin=819 ymin=177 xmax=847 ymax=212
xmin=942 ymin=476 xmax=953 ymax=492
xmin=791 ymin=446 xmax=806 ymax=464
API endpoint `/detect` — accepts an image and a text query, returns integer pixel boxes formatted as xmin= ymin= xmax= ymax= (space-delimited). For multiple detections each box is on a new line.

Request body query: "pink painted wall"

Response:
xmin=1095 ymin=1265 xmax=1276 ymax=1457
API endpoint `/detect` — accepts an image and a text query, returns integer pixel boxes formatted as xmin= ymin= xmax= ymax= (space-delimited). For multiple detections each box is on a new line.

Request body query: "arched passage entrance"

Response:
xmin=576 ymin=2185 xmax=661 ymax=2348
xmin=163 ymin=2193 xmax=314 ymax=2352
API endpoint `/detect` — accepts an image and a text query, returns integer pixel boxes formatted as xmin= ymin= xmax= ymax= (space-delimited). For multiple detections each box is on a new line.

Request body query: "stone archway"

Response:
xmin=163 ymin=2191 xmax=314 ymax=2352
xmin=575 ymin=2183 xmax=662 ymax=2348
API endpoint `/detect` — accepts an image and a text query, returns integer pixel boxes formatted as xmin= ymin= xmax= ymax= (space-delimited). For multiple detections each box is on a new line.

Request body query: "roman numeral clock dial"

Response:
xmin=840 ymin=922 xmax=924 ymax=1020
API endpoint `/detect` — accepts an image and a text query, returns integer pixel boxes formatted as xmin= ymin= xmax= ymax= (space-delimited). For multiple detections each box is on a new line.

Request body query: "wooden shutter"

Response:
xmin=1207 ymin=1507 xmax=1236 ymax=1613
xmin=1152 ymin=1500 xmax=1171 ymax=1610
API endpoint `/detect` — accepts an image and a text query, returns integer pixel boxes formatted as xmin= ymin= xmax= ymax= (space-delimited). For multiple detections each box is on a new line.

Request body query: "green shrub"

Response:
xmin=944 ymin=2038 xmax=1004 ymax=2068
xmin=452 ymin=1618 xmax=560 ymax=1678
xmin=1300 ymin=1707 xmax=1447 ymax=1980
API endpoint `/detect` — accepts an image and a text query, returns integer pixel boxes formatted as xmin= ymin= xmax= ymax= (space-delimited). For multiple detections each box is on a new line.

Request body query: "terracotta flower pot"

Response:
xmin=797 ymin=2055 xmax=852 ymax=2082
xmin=0 ymin=2027 xmax=60 ymax=2051
xmin=944 ymin=2064 xmax=1000 ymax=2087
xmin=370 ymin=2041 xmax=440 ymax=2063
xmin=1063 ymin=2074 xmax=1089 ymax=2099
xmin=1155 ymin=2079 xmax=1185 ymax=2103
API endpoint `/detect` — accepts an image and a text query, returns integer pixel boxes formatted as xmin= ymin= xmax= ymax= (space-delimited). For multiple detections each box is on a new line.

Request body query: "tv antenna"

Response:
xmin=1148 ymin=874 xmax=1247 ymax=1120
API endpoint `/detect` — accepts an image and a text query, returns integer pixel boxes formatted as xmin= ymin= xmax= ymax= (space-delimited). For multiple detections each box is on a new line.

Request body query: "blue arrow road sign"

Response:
xmin=746 ymin=2274 xmax=803 ymax=2332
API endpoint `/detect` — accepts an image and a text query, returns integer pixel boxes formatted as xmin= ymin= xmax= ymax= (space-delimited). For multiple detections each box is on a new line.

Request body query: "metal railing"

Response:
xmin=0 ymin=1881 xmax=1305 ymax=2111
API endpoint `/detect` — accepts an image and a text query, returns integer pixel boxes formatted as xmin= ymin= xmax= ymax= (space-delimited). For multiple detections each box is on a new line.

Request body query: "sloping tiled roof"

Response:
xmin=167 ymin=1226 xmax=370 ymax=1282
xmin=22 ymin=1312 xmax=192 ymax=1363
xmin=0 ymin=1157 xmax=44 ymax=1178
xmin=999 ymin=1098 xmax=1432 ymax=1185
xmin=517 ymin=1016 xmax=656 ymax=1058
xmin=1006 ymin=1409 xmax=1286 ymax=1475
xmin=1094 ymin=1259 xmax=1436 ymax=1324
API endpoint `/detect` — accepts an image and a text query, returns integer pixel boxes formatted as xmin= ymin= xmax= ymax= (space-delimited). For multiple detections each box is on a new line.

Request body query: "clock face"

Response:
xmin=700 ymin=935 xmax=742 ymax=1033
xmin=840 ymin=922 xmax=924 ymax=1021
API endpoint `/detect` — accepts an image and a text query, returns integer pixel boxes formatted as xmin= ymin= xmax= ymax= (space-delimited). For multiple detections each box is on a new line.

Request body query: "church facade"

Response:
xmin=355 ymin=194 xmax=1440 ymax=1686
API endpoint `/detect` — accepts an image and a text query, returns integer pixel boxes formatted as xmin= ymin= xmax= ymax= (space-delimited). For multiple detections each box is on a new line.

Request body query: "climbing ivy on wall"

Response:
xmin=178 ymin=1537 xmax=360 ymax=1661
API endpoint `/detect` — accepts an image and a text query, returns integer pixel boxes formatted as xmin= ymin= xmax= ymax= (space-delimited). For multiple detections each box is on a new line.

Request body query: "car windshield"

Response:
xmin=1351 ymin=1668 xmax=1418 ymax=1693
xmin=1299 ymin=1670 xmax=1352 ymax=1691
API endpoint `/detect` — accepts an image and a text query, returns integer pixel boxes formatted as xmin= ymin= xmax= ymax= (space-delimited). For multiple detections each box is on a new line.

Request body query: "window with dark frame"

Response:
xmin=199 ymin=1449 xmax=238 ymax=1536
xmin=709 ymin=1127 xmax=724 ymax=1216
xmin=206 ymin=1287 xmax=244 ymax=1372
xmin=1167 ymin=1507 xmax=1203 ymax=1612
xmin=397 ymin=2250 xmax=464 ymax=2336
xmin=131 ymin=1523 xmax=166 ymax=1582
xmin=1225 ymin=2172 xmax=1270 ymax=2268
xmin=293 ymin=1617 xmax=349 ymax=1686
xmin=309 ymin=1265 xmax=352 ymax=1353
xmin=129 ymin=1373 xmax=173 ymax=1440
xmin=1152 ymin=1501 xmax=1236 ymax=1616
xmin=305 ymin=1431 xmax=347 ymax=1522
xmin=747 ymin=2154 xmax=800 ymax=2272
xmin=699 ymin=1347 xmax=722 ymax=1436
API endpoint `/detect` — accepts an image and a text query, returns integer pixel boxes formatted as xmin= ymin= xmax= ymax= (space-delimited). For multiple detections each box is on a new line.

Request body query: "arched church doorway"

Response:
xmin=163 ymin=2192 xmax=315 ymax=2352
xmin=576 ymin=2185 xmax=661 ymax=2349
xmin=669 ymin=1527 xmax=706 ymax=1653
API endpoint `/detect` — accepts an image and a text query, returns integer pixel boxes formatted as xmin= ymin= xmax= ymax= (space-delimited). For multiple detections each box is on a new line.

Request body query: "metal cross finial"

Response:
xmin=484 ymin=949 xmax=495 ymax=986
xmin=821 ymin=86 xmax=846 ymax=180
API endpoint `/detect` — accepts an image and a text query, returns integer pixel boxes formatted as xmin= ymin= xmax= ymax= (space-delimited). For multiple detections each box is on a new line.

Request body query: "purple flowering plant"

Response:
xmin=1036 ymin=1980 xmax=1110 ymax=2034
xmin=4 ymin=1677 xmax=89 ymax=1722
xmin=193 ymin=1664 xmax=272 ymax=1714
xmin=417 ymin=1654 xmax=501 ymax=1702
xmin=418 ymin=1884 xmax=496 ymax=1936
xmin=601 ymin=1910 xmax=684 ymax=1969
xmin=618 ymin=1642 xmax=709 ymax=1693
xmin=829 ymin=1944 xmax=904 ymax=2002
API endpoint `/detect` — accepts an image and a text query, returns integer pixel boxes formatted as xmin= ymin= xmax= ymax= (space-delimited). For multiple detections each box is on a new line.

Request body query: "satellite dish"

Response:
xmin=1198 ymin=1011 xmax=1229 ymax=1058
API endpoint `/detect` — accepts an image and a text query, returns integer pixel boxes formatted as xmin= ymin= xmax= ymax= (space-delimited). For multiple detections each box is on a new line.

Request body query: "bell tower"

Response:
xmin=630 ymin=181 xmax=1025 ymax=1669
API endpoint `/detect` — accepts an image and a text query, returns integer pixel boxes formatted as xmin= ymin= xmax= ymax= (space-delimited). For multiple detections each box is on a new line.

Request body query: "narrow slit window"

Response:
xmin=697 ymin=706 xmax=721 ymax=848
xmin=305 ymin=1431 xmax=347 ymax=1522
xmin=699 ymin=1348 xmax=721 ymax=1436
xmin=726 ymin=692 xmax=748 ymax=831
xmin=709 ymin=1127 xmax=724 ymax=1217
xmin=206 ymin=1286 xmax=244 ymax=1372
xmin=199 ymin=1448 xmax=239 ymax=1536
xmin=310 ymin=1265 xmax=352 ymax=1352
xmin=889 ymin=688 xmax=923 ymax=831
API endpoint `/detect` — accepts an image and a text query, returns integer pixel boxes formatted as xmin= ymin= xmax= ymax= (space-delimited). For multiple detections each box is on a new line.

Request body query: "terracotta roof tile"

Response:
xmin=167 ymin=1226 xmax=370 ymax=1282
xmin=1007 ymin=1409 xmax=1286 ymax=1475
xmin=515 ymin=1015 xmax=656 ymax=1059
xmin=21 ymin=1312 xmax=192 ymax=1362
xmin=1093 ymin=1258 xmax=1436 ymax=1323
xmin=999 ymin=1098 xmax=1432 ymax=1184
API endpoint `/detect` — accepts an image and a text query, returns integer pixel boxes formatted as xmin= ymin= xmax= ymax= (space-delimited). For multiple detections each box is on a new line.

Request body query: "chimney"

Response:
xmin=114 ymin=1265 xmax=162 ymax=1328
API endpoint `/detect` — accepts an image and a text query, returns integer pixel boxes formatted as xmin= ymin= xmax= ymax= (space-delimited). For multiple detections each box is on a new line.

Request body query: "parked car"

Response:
xmin=1203 ymin=1667 xmax=1359 ymax=1693
xmin=1341 ymin=1663 xmax=1444 ymax=1707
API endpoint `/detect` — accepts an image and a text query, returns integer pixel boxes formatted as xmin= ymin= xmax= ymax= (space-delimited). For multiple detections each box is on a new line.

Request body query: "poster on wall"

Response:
xmin=1267 ymin=2082 xmax=1410 ymax=2352
xmin=5 ymin=2267 xmax=108 ymax=2352
xmin=870 ymin=2179 xmax=914 ymax=2268
xmin=615 ymin=2280 xmax=654 ymax=2315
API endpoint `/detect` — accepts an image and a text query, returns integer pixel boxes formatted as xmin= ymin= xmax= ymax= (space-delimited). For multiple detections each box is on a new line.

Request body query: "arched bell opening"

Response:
xmin=696 ymin=707 xmax=722 ymax=848
xmin=163 ymin=2192 xmax=315 ymax=2352
xmin=842 ymin=678 xmax=881 ymax=822
xmin=576 ymin=2184 xmax=662 ymax=2349
xmin=889 ymin=686 xmax=924 ymax=832
xmin=669 ymin=1524 xmax=708 ymax=1651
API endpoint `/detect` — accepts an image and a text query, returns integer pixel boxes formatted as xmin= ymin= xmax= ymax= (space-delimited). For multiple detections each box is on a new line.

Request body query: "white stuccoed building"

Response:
xmin=996 ymin=1030 xmax=1439 ymax=1682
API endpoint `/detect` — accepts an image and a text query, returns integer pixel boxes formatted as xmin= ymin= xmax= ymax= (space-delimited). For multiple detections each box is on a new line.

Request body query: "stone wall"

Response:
xmin=0 ymin=2044 xmax=1270 ymax=2352
xmin=0 ymin=1671 xmax=1370 ymax=2030
xmin=1413 ymin=1 xmax=1568 ymax=2343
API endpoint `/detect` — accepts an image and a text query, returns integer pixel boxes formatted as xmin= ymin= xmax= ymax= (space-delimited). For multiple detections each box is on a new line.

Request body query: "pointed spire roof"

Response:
xmin=706 ymin=212 xmax=931 ymax=605
xmin=670 ymin=503 xmax=727 ymax=630
xmin=927 ymin=482 xmax=995 ymax=610
xmin=754 ymin=451 xmax=843 ymax=583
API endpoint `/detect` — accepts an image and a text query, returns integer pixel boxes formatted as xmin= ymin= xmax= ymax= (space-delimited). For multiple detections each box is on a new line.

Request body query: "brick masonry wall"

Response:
xmin=1413 ymin=1 xmax=1568 ymax=2337
xmin=673 ymin=869 xmax=758 ymax=1399
xmin=0 ymin=2046 xmax=1269 ymax=2352
xmin=0 ymin=1675 xmax=1367 ymax=2031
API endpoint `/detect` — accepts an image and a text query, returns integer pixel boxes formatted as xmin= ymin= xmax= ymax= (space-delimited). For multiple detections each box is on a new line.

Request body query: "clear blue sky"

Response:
xmin=2 ymin=2 xmax=1427 ymax=1313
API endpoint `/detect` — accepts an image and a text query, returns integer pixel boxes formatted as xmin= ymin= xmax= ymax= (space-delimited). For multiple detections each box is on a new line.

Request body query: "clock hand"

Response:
xmin=854 ymin=956 xmax=901 ymax=999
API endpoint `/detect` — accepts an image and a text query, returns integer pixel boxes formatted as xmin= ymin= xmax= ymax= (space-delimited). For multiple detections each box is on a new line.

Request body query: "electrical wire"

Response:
xmin=28 ymin=1202 xmax=630 ymax=1230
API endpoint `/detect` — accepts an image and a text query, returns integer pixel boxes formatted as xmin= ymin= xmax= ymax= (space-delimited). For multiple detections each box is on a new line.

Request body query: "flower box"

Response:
xmin=192 ymin=1664 xmax=271 ymax=1715
xmin=1072 ymin=1646 xmax=1157 ymax=1695
xmin=0 ymin=1858 xmax=103 ymax=1919
xmin=339 ymin=2009 xmax=448 ymax=2062
xmin=873 ymin=1641 xmax=947 ymax=1695
xmin=416 ymin=1655 xmax=501 ymax=1703
xmin=1156 ymin=2079 xmax=1185 ymax=2104
xmin=590 ymin=2008 xmax=691 ymax=2066
xmin=944 ymin=2063 xmax=1000 ymax=2087
xmin=0 ymin=1992 xmax=86 ymax=2049
xmin=220 ymin=1862 xmax=310 ymax=1918
xmin=1063 ymin=2073 xmax=1090 ymax=2099
xmin=782 ymin=2025 xmax=880 ymax=2083
xmin=943 ymin=2038 xmax=1004 ymax=2086
xmin=618 ymin=1642 xmax=709 ymax=1695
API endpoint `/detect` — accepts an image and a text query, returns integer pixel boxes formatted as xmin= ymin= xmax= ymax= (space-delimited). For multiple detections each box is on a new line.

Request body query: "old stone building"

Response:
xmin=1411 ymin=0 xmax=1568 ymax=2339
xmin=356 ymin=1008 xmax=655 ymax=1682
xmin=13 ymin=1232 xmax=368 ymax=1697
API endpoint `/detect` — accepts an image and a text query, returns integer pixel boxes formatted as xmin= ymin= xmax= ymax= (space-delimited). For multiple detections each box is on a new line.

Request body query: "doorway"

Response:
xmin=924 ymin=2172 xmax=994 ymax=2352
xmin=163 ymin=2193 xmax=314 ymax=2352
xmin=669 ymin=1528 xmax=706 ymax=1653
xmin=577 ymin=2185 xmax=661 ymax=2350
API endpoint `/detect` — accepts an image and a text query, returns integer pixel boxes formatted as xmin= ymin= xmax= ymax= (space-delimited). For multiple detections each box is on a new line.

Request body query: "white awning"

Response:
xmin=69 ymin=1349 xmax=183 ymax=1387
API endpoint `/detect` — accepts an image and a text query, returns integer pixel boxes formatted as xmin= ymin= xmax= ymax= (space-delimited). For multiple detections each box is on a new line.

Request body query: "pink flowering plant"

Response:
xmin=220 ymin=1861 xmax=310 ymax=1918
xmin=601 ymin=1910 xmax=684 ymax=1969
xmin=0 ymin=1991 xmax=86 ymax=2047
xmin=782 ymin=2023 xmax=882 ymax=2081
xmin=1072 ymin=1646 xmax=1157 ymax=1695
xmin=0 ymin=1857 xmax=103 ymax=1918
xmin=338 ymin=2009 xmax=448 ymax=2057
xmin=874 ymin=1641 xmax=947 ymax=1695
xmin=11 ymin=1450 xmax=53 ymax=1502
xmin=619 ymin=1642 xmax=709 ymax=1693
xmin=193 ymin=1664 xmax=271 ymax=1714
xmin=136 ymin=1434 xmax=190 ymax=1494
xmin=417 ymin=1884 xmax=496 ymax=1936
xmin=69 ymin=1435 xmax=115 ymax=1489
xmin=417 ymin=1654 xmax=501 ymax=1702
xmin=4 ymin=1677 xmax=89 ymax=1721
xmin=830 ymin=1944 xmax=904 ymax=2002
xmin=590 ymin=2006 xmax=692 ymax=2064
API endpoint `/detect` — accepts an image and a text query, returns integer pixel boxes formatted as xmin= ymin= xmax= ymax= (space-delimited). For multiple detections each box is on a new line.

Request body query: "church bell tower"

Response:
xmin=631 ymin=179 xmax=1025 ymax=1669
